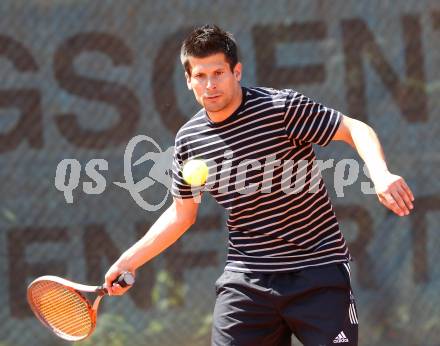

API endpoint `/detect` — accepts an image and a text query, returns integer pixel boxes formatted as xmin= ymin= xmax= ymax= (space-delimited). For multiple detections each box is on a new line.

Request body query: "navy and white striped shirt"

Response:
xmin=172 ymin=86 xmax=350 ymax=272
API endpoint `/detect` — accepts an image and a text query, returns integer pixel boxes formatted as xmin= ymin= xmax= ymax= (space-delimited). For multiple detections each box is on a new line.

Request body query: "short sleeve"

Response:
xmin=171 ymin=137 xmax=204 ymax=199
xmin=283 ymin=91 xmax=342 ymax=146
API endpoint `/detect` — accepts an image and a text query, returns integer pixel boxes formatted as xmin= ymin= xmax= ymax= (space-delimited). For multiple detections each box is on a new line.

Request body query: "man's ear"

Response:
xmin=233 ymin=63 xmax=242 ymax=81
xmin=185 ymin=72 xmax=192 ymax=90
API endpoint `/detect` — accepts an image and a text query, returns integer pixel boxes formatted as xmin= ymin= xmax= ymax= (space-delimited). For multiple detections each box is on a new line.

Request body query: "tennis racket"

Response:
xmin=27 ymin=272 xmax=134 ymax=341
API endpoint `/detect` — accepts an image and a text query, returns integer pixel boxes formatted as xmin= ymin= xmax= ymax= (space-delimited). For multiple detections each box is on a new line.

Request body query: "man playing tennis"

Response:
xmin=104 ymin=25 xmax=414 ymax=346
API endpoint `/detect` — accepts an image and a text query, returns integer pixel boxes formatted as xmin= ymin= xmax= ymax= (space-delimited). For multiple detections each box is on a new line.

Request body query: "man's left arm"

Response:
xmin=332 ymin=115 xmax=414 ymax=216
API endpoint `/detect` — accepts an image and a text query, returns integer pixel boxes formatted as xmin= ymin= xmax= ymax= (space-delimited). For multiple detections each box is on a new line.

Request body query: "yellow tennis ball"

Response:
xmin=182 ymin=159 xmax=209 ymax=186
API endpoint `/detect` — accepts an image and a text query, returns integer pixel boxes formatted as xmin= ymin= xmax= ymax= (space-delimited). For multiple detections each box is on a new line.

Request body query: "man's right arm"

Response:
xmin=104 ymin=196 xmax=200 ymax=295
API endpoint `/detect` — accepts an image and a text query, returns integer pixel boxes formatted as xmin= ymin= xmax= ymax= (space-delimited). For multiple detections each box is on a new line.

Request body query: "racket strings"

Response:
xmin=28 ymin=281 xmax=94 ymax=338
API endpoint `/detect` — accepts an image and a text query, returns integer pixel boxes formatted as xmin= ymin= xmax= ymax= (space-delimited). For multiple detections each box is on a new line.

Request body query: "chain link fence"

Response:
xmin=0 ymin=1 xmax=439 ymax=345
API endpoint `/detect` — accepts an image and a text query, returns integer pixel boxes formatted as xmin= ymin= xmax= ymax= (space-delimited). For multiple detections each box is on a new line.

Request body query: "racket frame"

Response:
xmin=27 ymin=275 xmax=106 ymax=341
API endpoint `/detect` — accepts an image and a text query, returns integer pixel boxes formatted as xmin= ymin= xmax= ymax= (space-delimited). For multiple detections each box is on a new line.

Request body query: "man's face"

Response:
xmin=185 ymin=53 xmax=242 ymax=116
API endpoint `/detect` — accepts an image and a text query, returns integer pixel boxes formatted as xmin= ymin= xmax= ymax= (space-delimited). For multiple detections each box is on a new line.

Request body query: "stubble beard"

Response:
xmin=203 ymin=94 xmax=232 ymax=114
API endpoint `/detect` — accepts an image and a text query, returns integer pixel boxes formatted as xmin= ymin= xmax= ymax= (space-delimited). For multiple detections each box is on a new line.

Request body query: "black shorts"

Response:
xmin=212 ymin=263 xmax=358 ymax=346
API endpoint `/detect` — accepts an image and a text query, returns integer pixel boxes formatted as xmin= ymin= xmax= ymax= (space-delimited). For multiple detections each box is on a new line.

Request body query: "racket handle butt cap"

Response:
xmin=116 ymin=272 xmax=135 ymax=288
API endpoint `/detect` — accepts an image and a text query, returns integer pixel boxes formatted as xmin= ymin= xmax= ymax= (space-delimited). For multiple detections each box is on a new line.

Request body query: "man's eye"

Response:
xmin=215 ymin=71 xmax=223 ymax=76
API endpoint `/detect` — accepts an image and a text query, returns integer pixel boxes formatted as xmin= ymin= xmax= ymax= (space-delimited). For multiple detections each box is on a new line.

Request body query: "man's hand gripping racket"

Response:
xmin=27 ymin=272 xmax=134 ymax=341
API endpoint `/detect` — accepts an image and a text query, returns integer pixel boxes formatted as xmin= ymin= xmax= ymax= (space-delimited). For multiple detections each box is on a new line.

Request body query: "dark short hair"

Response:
xmin=180 ymin=24 xmax=239 ymax=75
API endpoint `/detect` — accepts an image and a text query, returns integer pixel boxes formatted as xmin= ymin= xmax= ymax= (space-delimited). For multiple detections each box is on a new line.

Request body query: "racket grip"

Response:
xmin=113 ymin=272 xmax=135 ymax=288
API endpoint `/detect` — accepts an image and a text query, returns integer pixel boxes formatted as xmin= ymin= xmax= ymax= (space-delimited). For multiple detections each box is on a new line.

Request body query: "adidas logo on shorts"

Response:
xmin=333 ymin=331 xmax=349 ymax=343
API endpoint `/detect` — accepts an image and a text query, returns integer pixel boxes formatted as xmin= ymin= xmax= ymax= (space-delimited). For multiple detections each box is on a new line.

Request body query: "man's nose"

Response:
xmin=206 ymin=76 xmax=216 ymax=89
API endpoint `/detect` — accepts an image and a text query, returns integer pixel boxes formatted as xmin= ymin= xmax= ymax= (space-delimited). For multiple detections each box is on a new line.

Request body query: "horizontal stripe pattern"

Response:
xmin=172 ymin=86 xmax=349 ymax=272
